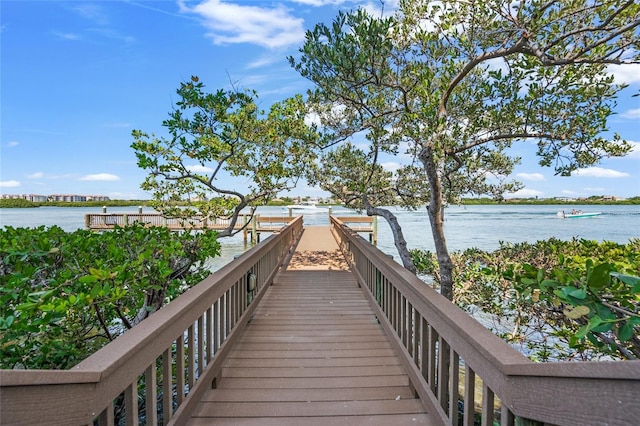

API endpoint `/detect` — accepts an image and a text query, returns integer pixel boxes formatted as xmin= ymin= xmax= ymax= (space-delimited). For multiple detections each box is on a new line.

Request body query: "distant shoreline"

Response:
xmin=1 ymin=197 xmax=638 ymax=208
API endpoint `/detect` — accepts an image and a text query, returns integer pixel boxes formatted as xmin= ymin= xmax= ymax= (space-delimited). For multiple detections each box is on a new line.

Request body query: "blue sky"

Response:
xmin=1 ymin=0 xmax=639 ymax=201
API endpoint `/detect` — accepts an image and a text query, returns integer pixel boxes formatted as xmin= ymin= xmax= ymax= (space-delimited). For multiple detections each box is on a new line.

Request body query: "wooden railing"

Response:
xmin=0 ymin=216 xmax=304 ymax=426
xmin=85 ymin=212 xmax=251 ymax=230
xmin=85 ymin=213 xmax=297 ymax=243
xmin=330 ymin=215 xmax=640 ymax=426
xmin=335 ymin=215 xmax=377 ymax=244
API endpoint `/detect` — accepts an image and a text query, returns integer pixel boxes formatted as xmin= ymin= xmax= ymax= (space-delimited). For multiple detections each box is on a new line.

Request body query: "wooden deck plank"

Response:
xmin=185 ymin=239 xmax=431 ymax=425
xmin=199 ymin=386 xmax=416 ymax=402
xmin=223 ymin=356 xmax=401 ymax=368
xmin=187 ymin=413 xmax=435 ymax=426
xmin=221 ymin=365 xmax=407 ymax=378
xmin=192 ymin=399 xmax=427 ymax=417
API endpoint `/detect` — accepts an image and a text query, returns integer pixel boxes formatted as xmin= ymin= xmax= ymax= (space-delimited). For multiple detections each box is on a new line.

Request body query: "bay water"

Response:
xmin=1 ymin=204 xmax=638 ymax=269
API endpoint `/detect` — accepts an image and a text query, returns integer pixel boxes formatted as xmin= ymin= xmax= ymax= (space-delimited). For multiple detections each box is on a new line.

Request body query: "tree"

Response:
xmin=291 ymin=0 xmax=638 ymax=300
xmin=132 ymin=77 xmax=321 ymax=237
xmin=307 ymin=142 xmax=429 ymax=273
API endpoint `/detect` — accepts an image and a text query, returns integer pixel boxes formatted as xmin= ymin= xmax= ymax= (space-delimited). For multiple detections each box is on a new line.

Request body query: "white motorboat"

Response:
xmin=557 ymin=210 xmax=602 ymax=219
xmin=283 ymin=201 xmax=328 ymax=213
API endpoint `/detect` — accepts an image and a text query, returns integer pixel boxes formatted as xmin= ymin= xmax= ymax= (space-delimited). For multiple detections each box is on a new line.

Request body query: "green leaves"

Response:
xmin=131 ymin=79 xmax=321 ymax=237
xmin=0 ymin=224 xmax=220 ymax=369
xmin=413 ymin=238 xmax=640 ymax=361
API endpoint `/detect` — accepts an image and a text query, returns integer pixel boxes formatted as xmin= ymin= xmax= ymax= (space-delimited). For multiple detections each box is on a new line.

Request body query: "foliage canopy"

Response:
xmin=291 ymin=0 xmax=639 ymax=299
xmin=132 ymin=77 xmax=322 ymax=236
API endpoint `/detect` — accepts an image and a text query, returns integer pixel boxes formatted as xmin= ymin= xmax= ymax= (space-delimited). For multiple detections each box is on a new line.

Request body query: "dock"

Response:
xmin=2 ymin=215 xmax=637 ymax=426
xmin=85 ymin=210 xmax=377 ymax=244
xmin=187 ymin=227 xmax=430 ymax=424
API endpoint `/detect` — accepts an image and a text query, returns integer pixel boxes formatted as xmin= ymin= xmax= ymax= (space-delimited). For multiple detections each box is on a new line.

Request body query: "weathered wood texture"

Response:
xmin=186 ymin=269 xmax=433 ymax=425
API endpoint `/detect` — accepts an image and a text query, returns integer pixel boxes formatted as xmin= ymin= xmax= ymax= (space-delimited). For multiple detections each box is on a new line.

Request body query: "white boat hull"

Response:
xmin=557 ymin=211 xmax=602 ymax=219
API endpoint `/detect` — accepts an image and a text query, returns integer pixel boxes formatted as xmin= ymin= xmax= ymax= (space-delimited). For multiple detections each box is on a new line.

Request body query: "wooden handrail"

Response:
xmin=330 ymin=215 xmax=640 ymax=426
xmin=0 ymin=216 xmax=304 ymax=426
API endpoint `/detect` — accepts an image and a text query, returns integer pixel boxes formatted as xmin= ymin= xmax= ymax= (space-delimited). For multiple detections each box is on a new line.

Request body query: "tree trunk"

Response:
xmin=363 ymin=199 xmax=417 ymax=274
xmin=419 ymin=146 xmax=455 ymax=300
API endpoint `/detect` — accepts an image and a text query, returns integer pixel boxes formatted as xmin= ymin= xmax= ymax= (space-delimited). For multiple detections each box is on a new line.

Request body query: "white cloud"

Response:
xmin=381 ymin=161 xmax=401 ymax=172
xmin=516 ymin=172 xmax=545 ymax=181
xmin=79 ymin=173 xmax=121 ymax=181
xmin=505 ymin=188 xmax=544 ymax=198
xmin=69 ymin=3 xmax=110 ymax=26
xmin=6 ymin=141 xmax=19 ymax=147
xmin=53 ymin=31 xmax=81 ymax=41
xmin=608 ymin=64 xmax=640 ymax=85
xmin=187 ymin=164 xmax=214 ymax=173
xmin=180 ymin=0 xmax=305 ymax=49
xmin=624 ymin=141 xmax=640 ymax=159
xmin=27 ymin=172 xmax=45 ymax=179
xmin=621 ymin=108 xmax=640 ymax=119
xmin=571 ymin=167 xmax=629 ymax=178
xmin=291 ymin=0 xmax=345 ymax=6
xmin=246 ymin=55 xmax=282 ymax=70
xmin=584 ymin=187 xmax=606 ymax=192
xmin=0 ymin=180 xmax=21 ymax=188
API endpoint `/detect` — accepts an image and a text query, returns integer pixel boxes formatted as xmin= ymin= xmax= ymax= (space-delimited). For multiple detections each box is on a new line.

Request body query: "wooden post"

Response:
xmin=373 ymin=215 xmax=378 ymax=245
xmin=102 ymin=206 xmax=107 ymax=213
xmin=123 ymin=214 xmax=128 ymax=226
xmin=85 ymin=214 xmax=90 ymax=229
xmin=243 ymin=214 xmax=248 ymax=244
xmin=288 ymin=207 xmax=292 ymax=217
xmin=251 ymin=215 xmax=258 ymax=244
xmin=328 ymin=207 xmax=332 ymax=224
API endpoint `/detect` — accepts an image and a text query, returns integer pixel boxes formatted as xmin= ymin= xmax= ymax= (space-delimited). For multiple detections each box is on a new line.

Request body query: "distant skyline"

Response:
xmin=1 ymin=0 xmax=639 ymax=200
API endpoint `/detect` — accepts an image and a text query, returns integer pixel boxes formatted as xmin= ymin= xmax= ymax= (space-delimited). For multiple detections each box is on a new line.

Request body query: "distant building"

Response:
xmin=1 ymin=193 xmax=48 ymax=202
xmin=1 ymin=194 xmax=110 ymax=202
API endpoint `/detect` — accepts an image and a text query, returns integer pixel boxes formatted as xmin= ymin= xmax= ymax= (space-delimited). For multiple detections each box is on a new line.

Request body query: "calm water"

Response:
xmin=1 ymin=204 xmax=639 ymax=268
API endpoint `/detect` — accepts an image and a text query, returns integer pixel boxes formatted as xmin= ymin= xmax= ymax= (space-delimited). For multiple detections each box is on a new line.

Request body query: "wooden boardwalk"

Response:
xmin=187 ymin=227 xmax=433 ymax=425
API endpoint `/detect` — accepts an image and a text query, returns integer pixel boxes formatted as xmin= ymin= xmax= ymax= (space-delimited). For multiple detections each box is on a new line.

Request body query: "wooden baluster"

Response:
xmin=176 ymin=336 xmax=185 ymax=404
xmin=188 ymin=325 xmax=195 ymax=390
xmin=482 ymin=383 xmax=495 ymax=426
xmin=428 ymin=326 xmax=438 ymax=393
xmin=501 ymin=403 xmax=515 ymax=426
xmin=97 ymin=402 xmax=114 ymax=426
xmin=420 ymin=317 xmax=428 ymax=379
xmin=401 ymin=295 xmax=408 ymax=347
xmin=124 ymin=381 xmax=138 ymax=426
xmin=198 ymin=315 xmax=204 ymax=379
xmin=225 ymin=289 xmax=231 ymax=338
xmin=214 ymin=300 xmax=220 ymax=353
xmin=449 ymin=350 xmax=460 ymax=422
xmin=206 ymin=306 xmax=213 ymax=363
xmin=162 ymin=348 xmax=173 ymax=422
xmin=437 ymin=337 xmax=450 ymax=412
xmin=145 ymin=363 xmax=158 ymax=425
xmin=463 ymin=364 xmax=476 ymax=426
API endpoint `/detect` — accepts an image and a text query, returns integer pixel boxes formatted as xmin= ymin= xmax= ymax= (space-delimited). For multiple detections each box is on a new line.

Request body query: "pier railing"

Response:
xmin=85 ymin=212 xmax=298 ymax=243
xmin=330 ymin=215 xmax=640 ymax=426
xmin=85 ymin=212 xmax=252 ymax=231
xmin=0 ymin=216 xmax=303 ymax=426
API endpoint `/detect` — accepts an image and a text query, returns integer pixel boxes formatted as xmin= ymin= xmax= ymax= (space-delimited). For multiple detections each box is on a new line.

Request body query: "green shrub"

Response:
xmin=412 ymin=238 xmax=640 ymax=361
xmin=0 ymin=224 xmax=220 ymax=369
